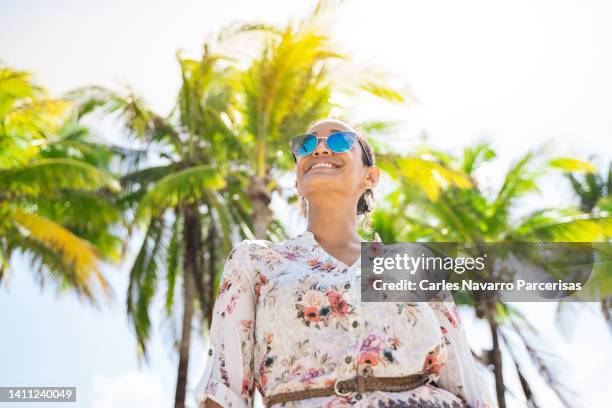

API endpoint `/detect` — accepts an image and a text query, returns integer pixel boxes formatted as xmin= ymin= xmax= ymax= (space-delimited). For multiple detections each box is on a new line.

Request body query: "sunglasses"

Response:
xmin=289 ymin=131 xmax=373 ymax=166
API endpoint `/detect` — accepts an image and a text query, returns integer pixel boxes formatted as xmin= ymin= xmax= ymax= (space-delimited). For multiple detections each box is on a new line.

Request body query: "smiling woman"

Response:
xmin=196 ymin=118 xmax=496 ymax=408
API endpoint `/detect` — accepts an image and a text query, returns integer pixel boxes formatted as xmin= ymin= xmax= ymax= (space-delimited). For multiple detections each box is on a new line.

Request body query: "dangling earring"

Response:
xmin=361 ymin=189 xmax=375 ymax=232
xmin=300 ymin=195 xmax=309 ymax=218
xmin=364 ymin=189 xmax=375 ymax=212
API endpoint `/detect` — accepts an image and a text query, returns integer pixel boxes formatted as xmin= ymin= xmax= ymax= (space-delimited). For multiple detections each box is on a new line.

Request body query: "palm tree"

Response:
xmin=0 ymin=66 xmax=123 ymax=302
xmin=565 ymin=159 xmax=611 ymax=213
xmin=373 ymin=143 xmax=612 ymax=407
xmin=563 ymin=159 xmax=612 ymax=327
xmin=236 ymin=0 xmax=411 ymax=238
xmin=70 ymin=44 xmax=252 ymax=407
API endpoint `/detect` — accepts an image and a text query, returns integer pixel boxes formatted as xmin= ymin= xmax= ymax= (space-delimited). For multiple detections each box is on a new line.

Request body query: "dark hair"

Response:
xmin=356 ymin=132 xmax=376 ymax=215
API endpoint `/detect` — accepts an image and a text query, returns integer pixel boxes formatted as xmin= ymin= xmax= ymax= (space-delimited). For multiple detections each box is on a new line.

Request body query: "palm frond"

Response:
xmin=126 ymin=216 xmax=167 ymax=359
xmin=0 ymin=158 xmax=120 ymax=197
xmin=549 ymin=157 xmax=596 ymax=173
xmin=378 ymin=154 xmax=473 ymax=201
xmin=509 ymin=321 xmax=582 ymax=408
xmin=10 ymin=208 xmax=110 ymax=298
xmin=514 ymin=210 xmax=612 ymax=241
xmin=135 ymin=165 xmax=226 ymax=220
xmin=66 ymin=85 xmax=182 ymax=149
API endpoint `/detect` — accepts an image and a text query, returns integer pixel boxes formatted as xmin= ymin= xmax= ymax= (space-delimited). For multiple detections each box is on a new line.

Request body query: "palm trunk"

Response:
xmin=205 ymin=222 xmax=217 ymax=324
xmin=486 ymin=303 xmax=506 ymax=408
xmin=514 ymin=359 xmax=539 ymax=408
xmin=174 ymin=270 xmax=195 ymax=408
xmin=247 ymin=174 xmax=274 ymax=239
xmin=174 ymin=209 xmax=198 ymax=408
xmin=602 ymin=297 xmax=611 ymax=332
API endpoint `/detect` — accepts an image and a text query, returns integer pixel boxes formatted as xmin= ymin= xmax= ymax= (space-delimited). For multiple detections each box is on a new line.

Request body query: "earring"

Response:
xmin=300 ymin=195 xmax=309 ymax=218
xmin=361 ymin=189 xmax=375 ymax=232
xmin=364 ymin=189 xmax=375 ymax=212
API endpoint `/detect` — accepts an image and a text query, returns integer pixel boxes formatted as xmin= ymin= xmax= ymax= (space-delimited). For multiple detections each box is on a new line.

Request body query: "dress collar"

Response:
xmin=294 ymin=229 xmax=382 ymax=271
xmin=297 ymin=229 xmax=382 ymax=244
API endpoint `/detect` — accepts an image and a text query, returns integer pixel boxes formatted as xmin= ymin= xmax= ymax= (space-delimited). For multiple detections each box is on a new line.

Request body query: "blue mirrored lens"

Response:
xmin=327 ymin=132 xmax=356 ymax=153
xmin=297 ymin=134 xmax=318 ymax=156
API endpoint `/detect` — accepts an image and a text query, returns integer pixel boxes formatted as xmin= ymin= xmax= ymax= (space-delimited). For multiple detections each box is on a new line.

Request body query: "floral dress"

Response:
xmin=195 ymin=230 xmax=496 ymax=408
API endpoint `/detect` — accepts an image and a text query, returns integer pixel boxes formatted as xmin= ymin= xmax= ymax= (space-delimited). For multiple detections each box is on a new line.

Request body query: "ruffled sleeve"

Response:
xmin=195 ymin=240 xmax=257 ymax=408
xmin=429 ymin=290 xmax=498 ymax=408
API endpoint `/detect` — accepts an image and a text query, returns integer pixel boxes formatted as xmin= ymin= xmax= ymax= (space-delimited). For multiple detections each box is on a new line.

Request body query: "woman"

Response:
xmin=196 ymin=118 xmax=496 ymax=408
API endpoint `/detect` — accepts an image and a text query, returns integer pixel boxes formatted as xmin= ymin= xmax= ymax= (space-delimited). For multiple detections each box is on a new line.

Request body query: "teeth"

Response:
xmin=310 ymin=162 xmax=337 ymax=171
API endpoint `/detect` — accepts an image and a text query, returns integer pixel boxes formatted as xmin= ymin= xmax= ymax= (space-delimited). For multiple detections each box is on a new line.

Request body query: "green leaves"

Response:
xmin=1 ymin=65 xmax=124 ymax=303
xmin=0 ymin=158 xmax=120 ymax=197
xmin=549 ymin=157 xmax=596 ymax=173
xmin=0 ymin=66 xmax=72 ymax=168
xmin=517 ymin=210 xmax=612 ymax=242
xmin=357 ymin=80 xmax=407 ymax=103
xmin=11 ymin=208 xmax=110 ymax=299
xmin=135 ymin=165 xmax=226 ymax=220
xmin=379 ymin=154 xmax=472 ymax=201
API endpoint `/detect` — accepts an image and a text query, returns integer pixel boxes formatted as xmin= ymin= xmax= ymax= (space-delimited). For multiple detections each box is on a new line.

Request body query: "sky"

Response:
xmin=1 ymin=0 xmax=612 ymax=407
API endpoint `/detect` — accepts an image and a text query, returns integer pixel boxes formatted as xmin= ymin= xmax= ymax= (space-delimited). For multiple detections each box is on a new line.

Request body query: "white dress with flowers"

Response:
xmin=195 ymin=230 xmax=496 ymax=408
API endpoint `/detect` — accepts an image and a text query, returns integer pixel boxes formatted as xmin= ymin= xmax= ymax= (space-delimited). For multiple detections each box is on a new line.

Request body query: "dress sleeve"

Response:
xmin=195 ymin=240 xmax=257 ymax=408
xmin=429 ymin=290 xmax=498 ymax=408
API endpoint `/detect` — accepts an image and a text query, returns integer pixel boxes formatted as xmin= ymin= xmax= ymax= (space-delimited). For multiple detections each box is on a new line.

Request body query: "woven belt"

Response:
xmin=264 ymin=373 xmax=430 ymax=407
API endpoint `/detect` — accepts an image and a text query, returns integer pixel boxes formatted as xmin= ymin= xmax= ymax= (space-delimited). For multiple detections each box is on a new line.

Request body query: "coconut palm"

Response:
xmin=236 ymin=0 xmax=411 ymax=238
xmin=0 ymin=66 xmax=123 ymax=302
xmin=564 ymin=159 xmax=612 ymax=327
xmin=69 ymin=43 xmax=254 ymax=407
xmin=374 ymin=143 xmax=612 ymax=407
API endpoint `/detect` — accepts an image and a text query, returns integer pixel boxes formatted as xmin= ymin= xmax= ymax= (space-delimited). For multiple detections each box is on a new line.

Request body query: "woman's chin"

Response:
xmin=302 ymin=178 xmax=350 ymax=196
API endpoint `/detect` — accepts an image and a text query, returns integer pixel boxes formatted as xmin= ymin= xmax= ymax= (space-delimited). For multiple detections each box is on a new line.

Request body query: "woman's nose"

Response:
xmin=313 ymin=138 xmax=331 ymax=156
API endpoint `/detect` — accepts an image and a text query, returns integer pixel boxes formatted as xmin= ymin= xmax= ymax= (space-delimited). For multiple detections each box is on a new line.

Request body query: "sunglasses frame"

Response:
xmin=288 ymin=131 xmax=373 ymax=166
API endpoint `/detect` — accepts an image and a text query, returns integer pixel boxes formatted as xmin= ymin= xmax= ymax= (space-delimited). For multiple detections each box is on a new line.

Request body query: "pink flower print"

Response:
xmin=242 ymin=372 xmax=255 ymax=398
xmin=281 ymin=251 xmax=298 ymax=261
xmin=240 ymin=320 xmax=253 ymax=331
xmin=326 ymin=290 xmax=351 ymax=317
xmin=444 ymin=308 xmax=459 ymax=328
xmin=390 ymin=335 xmax=402 ymax=349
xmin=290 ymin=363 xmax=304 ymax=377
xmin=254 ymin=273 xmax=268 ymax=300
xmin=321 ymin=262 xmax=335 ymax=272
xmin=301 ymin=367 xmax=322 ymax=383
xmin=422 ymin=345 xmax=447 ymax=376
xmin=367 ymin=242 xmax=385 ymax=258
xmin=259 ymin=374 xmax=268 ymax=390
xmin=361 ymin=334 xmax=385 ymax=350
xmin=226 ymin=294 xmax=239 ymax=314
xmin=303 ymin=306 xmax=321 ymax=323
xmin=326 ymin=398 xmax=353 ymax=408
xmin=307 ymin=258 xmax=323 ymax=270
xmin=450 ymin=304 xmax=461 ymax=324
xmin=219 ymin=278 xmax=231 ymax=295
xmin=358 ymin=350 xmax=380 ymax=366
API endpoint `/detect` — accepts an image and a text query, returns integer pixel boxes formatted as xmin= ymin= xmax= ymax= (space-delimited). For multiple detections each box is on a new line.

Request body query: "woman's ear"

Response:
xmin=364 ymin=166 xmax=381 ymax=189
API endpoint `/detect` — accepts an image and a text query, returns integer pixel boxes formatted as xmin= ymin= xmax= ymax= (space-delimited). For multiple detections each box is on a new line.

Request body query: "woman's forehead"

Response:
xmin=307 ymin=119 xmax=355 ymax=134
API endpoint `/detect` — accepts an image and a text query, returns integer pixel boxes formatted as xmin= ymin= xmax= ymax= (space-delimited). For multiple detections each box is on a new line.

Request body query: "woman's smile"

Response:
xmin=303 ymin=157 xmax=345 ymax=174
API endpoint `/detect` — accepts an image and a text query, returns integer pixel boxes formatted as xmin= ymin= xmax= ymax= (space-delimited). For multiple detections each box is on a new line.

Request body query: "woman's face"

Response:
xmin=295 ymin=119 xmax=379 ymax=205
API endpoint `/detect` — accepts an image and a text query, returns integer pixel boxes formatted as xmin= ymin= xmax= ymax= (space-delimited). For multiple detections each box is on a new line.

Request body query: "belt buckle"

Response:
xmin=334 ymin=378 xmax=352 ymax=397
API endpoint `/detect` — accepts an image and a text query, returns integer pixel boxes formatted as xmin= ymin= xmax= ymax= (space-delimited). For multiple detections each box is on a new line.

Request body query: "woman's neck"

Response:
xmin=306 ymin=201 xmax=362 ymax=246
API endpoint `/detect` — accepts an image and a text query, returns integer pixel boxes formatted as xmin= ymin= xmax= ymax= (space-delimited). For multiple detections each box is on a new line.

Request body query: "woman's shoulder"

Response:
xmin=228 ymin=237 xmax=272 ymax=258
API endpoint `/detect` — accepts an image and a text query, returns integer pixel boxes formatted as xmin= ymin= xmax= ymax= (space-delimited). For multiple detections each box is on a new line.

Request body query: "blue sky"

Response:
xmin=1 ymin=0 xmax=612 ymax=407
